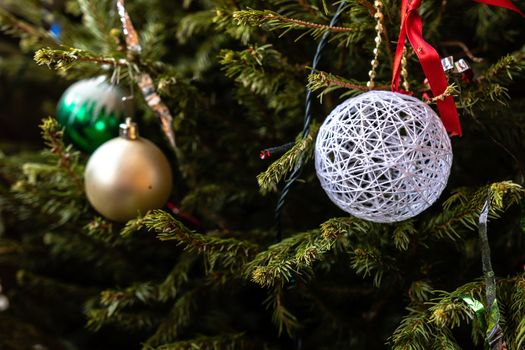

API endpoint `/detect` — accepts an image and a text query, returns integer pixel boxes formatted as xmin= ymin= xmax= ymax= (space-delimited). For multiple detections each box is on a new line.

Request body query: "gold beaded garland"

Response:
xmin=367 ymin=0 xmax=385 ymax=89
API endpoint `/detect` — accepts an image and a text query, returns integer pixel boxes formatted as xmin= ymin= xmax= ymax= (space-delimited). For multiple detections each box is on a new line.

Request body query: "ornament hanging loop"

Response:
xmin=121 ymin=61 xmax=136 ymax=110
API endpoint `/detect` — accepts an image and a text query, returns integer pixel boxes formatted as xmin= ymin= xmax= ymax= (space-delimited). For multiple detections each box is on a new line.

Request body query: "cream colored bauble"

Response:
xmin=315 ymin=90 xmax=452 ymax=223
xmin=84 ymin=119 xmax=173 ymax=222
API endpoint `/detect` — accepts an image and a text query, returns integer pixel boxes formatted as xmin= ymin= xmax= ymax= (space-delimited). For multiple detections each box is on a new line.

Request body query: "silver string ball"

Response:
xmin=315 ymin=90 xmax=453 ymax=223
xmin=84 ymin=129 xmax=173 ymax=222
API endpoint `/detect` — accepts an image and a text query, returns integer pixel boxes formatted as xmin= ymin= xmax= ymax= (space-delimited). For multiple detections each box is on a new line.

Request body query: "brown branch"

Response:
xmin=381 ymin=22 xmax=394 ymax=68
xmin=317 ymin=72 xmax=389 ymax=91
xmin=78 ymin=56 xmax=128 ymax=67
xmin=45 ymin=126 xmax=84 ymax=194
xmin=297 ymin=0 xmax=320 ymax=16
xmin=440 ymin=41 xmax=484 ymax=63
xmin=264 ymin=14 xmax=354 ymax=32
xmin=356 ymin=0 xmax=377 ymax=15
xmin=352 ymin=0 xmax=393 ymax=68
xmin=424 ymin=84 xmax=456 ymax=103
xmin=0 ymin=247 xmax=18 ymax=254
xmin=0 ymin=8 xmax=55 ymax=43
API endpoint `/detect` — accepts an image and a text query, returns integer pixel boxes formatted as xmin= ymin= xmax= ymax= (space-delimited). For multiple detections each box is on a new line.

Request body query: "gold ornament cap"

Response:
xmin=120 ymin=117 xmax=139 ymax=140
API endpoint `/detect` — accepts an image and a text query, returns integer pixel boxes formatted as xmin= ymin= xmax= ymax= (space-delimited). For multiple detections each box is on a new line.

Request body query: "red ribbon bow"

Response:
xmin=391 ymin=0 xmax=524 ymax=137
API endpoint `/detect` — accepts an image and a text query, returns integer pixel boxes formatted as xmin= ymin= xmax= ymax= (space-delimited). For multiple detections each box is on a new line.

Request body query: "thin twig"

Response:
xmin=356 ymin=0 xmax=377 ymax=15
xmin=0 ymin=6 xmax=51 ymax=41
xmin=317 ymin=72 xmax=389 ymax=91
xmin=381 ymin=21 xmax=394 ymax=67
xmin=264 ymin=13 xmax=354 ymax=32
xmin=45 ymin=126 xmax=84 ymax=193
xmin=424 ymin=84 xmax=457 ymax=103
xmin=441 ymin=41 xmax=484 ymax=63
xmin=297 ymin=0 xmax=320 ymax=16
xmin=351 ymin=0 xmax=393 ymax=66
xmin=78 ymin=56 xmax=128 ymax=67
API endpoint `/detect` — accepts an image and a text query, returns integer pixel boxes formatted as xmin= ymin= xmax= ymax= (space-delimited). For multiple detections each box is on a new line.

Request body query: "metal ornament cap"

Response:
xmin=441 ymin=56 xmax=455 ymax=72
xmin=454 ymin=59 xmax=470 ymax=73
xmin=315 ymin=90 xmax=453 ymax=223
xmin=84 ymin=132 xmax=173 ymax=222
xmin=120 ymin=117 xmax=139 ymax=140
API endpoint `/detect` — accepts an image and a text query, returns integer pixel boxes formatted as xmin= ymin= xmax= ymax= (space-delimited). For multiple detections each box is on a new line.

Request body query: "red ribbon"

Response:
xmin=391 ymin=0 xmax=524 ymax=137
xmin=392 ymin=0 xmax=462 ymax=136
xmin=475 ymin=0 xmax=525 ymax=17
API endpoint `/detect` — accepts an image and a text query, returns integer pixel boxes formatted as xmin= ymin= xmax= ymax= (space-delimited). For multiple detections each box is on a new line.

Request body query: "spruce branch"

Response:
xmin=40 ymin=117 xmax=83 ymax=194
xmin=516 ymin=318 xmax=525 ymax=350
xmin=264 ymin=285 xmax=299 ymax=336
xmin=219 ymin=44 xmax=304 ymax=109
xmin=408 ymin=280 xmax=434 ymax=303
xmin=0 ymin=7 xmax=55 ymax=44
xmin=213 ymin=8 xmax=255 ymax=45
xmin=350 ymin=246 xmax=386 ymax=287
xmin=391 ymin=278 xmax=522 ymax=349
xmin=100 ymin=283 xmax=156 ymax=317
xmin=425 ymin=84 xmax=459 ymax=104
xmin=246 ymin=227 xmax=341 ymax=288
xmin=34 ymin=47 xmax=127 ymax=71
xmin=390 ymin=308 xmax=433 ymax=350
xmin=42 ymin=231 xmax=130 ymax=275
xmin=144 ymin=289 xmax=198 ymax=347
xmin=146 ymin=333 xmax=249 ymax=350
xmin=77 ymin=0 xmax=108 ymax=43
xmin=0 ymin=239 xmax=22 ymax=256
xmin=392 ymin=221 xmax=417 ymax=251
xmin=308 ymin=71 xmax=389 ymax=100
xmin=83 ymin=217 xmax=119 ymax=245
xmin=460 ymin=55 xmax=524 ymax=114
xmin=423 ymin=181 xmax=524 ymax=242
xmin=352 ymin=0 xmax=377 ymax=15
xmin=86 ymin=307 xmax=160 ymax=332
xmin=129 ymin=210 xmax=258 ymax=271
xmin=510 ymin=276 xmax=525 ymax=337
xmin=320 ymin=216 xmax=372 ymax=241
xmin=91 ymin=253 xmax=196 ymax=331
xmin=479 ymin=54 xmax=524 ymax=84
xmin=232 ymin=9 xmax=355 ymax=33
xmin=257 ymin=124 xmax=319 ymax=195
xmin=176 ymin=11 xmax=216 ymax=44
xmin=16 ymin=269 xmax=94 ymax=301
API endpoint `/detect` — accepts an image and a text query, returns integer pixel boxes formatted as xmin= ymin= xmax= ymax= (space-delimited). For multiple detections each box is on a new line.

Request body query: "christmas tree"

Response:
xmin=1 ymin=0 xmax=525 ymax=349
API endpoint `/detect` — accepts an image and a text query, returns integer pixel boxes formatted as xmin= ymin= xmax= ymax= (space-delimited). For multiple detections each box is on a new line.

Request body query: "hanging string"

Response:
xmin=274 ymin=1 xmax=348 ymax=241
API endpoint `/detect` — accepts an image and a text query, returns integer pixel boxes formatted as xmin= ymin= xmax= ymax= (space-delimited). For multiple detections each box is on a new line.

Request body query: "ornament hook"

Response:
xmin=119 ymin=117 xmax=139 ymax=140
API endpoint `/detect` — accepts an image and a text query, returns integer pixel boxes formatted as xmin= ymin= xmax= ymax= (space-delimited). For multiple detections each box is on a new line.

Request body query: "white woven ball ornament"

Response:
xmin=315 ymin=90 xmax=452 ymax=223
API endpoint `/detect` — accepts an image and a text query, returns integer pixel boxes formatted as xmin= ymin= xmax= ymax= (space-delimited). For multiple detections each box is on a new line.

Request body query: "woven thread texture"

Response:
xmin=315 ymin=91 xmax=452 ymax=222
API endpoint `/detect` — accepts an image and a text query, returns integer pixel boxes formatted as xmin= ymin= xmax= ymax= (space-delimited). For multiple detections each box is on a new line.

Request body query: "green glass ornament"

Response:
xmin=57 ymin=76 xmax=128 ymax=153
